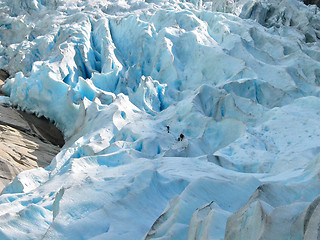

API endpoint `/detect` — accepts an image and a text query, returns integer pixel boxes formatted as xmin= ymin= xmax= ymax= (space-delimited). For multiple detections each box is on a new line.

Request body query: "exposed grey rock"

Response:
xmin=0 ymin=70 xmax=9 ymax=83
xmin=0 ymin=71 xmax=64 ymax=193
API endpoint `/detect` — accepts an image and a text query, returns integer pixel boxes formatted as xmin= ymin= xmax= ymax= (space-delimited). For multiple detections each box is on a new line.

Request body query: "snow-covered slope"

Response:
xmin=0 ymin=0 xmax=320 ymax=239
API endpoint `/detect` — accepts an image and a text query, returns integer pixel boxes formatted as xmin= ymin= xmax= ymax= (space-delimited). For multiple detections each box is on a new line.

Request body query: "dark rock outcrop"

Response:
xmin=304 ymin=0 xmax=320 ymax=7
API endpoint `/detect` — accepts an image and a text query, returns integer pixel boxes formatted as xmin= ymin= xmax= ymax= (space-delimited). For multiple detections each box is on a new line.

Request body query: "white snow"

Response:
xmin=0 ymin=0 xmax=320 ymax=239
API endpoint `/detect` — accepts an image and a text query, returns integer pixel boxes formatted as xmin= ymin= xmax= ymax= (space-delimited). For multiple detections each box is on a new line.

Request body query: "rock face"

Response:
xmin=0 ymin=70 xmax=64 ymax=193
xmin=304 ymin=0 xmax=320 ymax=7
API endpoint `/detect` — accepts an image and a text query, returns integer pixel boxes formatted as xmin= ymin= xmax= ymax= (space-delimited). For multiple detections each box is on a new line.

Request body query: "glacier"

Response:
xmin=0 ymin=0 xmax=320 ymax=239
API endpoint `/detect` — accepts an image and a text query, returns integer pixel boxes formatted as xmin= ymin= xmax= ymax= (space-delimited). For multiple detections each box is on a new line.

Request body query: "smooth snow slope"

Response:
xmin=0 ymin=0 xmax=320 ymax=239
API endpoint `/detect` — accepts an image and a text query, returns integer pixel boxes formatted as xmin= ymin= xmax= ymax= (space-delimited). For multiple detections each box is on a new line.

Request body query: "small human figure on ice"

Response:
xmin=178 ymin=133 xmax=184 ymax=141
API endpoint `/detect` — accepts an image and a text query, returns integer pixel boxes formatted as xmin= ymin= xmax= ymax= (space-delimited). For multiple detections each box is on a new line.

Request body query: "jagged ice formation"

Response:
xmin=0 ymin=0 xmax=320 ymax=239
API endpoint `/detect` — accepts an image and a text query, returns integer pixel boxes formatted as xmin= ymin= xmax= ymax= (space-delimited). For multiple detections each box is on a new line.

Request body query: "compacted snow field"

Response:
xmin=0 ymin=0 xmax=320 ymax=239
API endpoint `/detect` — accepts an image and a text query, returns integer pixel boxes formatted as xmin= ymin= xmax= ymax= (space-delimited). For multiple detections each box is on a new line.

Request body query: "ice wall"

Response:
xmin=0 ymin=0 xmax=320 ymax=239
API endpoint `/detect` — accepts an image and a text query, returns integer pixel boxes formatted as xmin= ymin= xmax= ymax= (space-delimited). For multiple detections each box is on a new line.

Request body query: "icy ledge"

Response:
xmin=0 ymin=0 xmax=320 ymax=239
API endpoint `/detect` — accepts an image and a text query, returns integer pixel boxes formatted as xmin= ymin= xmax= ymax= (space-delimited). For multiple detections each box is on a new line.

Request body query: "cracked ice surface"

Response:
xmin=0 ymin=0 xmax=320 ymax=239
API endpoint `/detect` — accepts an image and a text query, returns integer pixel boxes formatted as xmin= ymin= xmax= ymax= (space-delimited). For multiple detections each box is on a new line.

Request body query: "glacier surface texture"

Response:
xmin=0 ymin=0 xmax=320 ymax=239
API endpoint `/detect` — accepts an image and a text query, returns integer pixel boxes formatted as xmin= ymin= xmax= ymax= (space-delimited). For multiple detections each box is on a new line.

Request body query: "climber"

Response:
xmin=178 ymin=133 xmax=184 ymax=141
